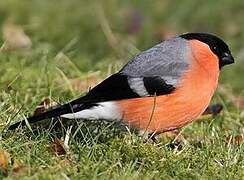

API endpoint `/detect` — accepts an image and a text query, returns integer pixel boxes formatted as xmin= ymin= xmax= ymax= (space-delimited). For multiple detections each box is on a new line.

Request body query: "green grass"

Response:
xmin=0 ymin=0 xmax=244 ymax=179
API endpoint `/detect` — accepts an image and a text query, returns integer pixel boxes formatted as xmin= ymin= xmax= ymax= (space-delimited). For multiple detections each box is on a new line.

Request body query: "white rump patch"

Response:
xmin=61 ymin=102 xmax=122 ymax=121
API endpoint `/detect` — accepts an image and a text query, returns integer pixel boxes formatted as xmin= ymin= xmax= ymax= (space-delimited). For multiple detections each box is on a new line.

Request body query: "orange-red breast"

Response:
xmin=9 ymin=33 xmax=234 ymax=133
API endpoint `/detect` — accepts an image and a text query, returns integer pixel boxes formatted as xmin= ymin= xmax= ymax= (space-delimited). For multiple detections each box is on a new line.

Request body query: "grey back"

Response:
xmin=120 ymin=37 xmax=191 ymax=86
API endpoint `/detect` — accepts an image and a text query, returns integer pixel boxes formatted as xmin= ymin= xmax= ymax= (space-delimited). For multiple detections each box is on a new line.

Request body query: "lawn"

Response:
xmin=0 ymin=0 xmax=244 ymax=179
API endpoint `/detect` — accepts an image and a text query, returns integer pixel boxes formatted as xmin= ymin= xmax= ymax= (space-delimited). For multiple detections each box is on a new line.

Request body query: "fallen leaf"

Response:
xmin=226 ymin=135 xmax=244 ymax=145
xmin=0 ymin=150 xmax=10 ymax=175
xmin=33 ymin=97 xmax=58 ymax=116
xmin=11 ymin=160 xmax=27 ymax=176
xmin=202 ymin=104 xmax=223 ymax=116
xmin=1 ymin=22 xmax=32 ymax=51
xmin=50 ymin=139 xmax=66 ymax=156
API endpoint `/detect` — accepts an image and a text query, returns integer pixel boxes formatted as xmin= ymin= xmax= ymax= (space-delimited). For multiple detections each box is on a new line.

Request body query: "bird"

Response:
xmin=8 ymin=32 xmax=234 ymax=133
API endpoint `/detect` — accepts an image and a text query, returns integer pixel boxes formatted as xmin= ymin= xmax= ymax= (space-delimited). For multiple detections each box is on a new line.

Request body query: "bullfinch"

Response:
xmin=9 ymin=33 xmax=234 ymax=133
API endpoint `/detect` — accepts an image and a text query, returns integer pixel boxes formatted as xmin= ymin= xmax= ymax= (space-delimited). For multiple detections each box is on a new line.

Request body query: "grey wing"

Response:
xmin=120 ymin=37 xmax=191 ymax=86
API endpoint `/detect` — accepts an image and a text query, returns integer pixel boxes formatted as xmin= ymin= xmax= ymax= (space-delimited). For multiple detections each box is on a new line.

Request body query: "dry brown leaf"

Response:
xmin=226 ymin=135 xmax=244 ymax=145
xmin=1 ymin=22 xmax=32 ymax=51
xmin=11 ymin=160 xmax=27 ymax=176
xmin=33 ymin=97 xmax=58 ymax=116
xmin=0 ymin=150 xmax=10 ymax=175
xmin=50 ymin=139 xmax=66 ymax=156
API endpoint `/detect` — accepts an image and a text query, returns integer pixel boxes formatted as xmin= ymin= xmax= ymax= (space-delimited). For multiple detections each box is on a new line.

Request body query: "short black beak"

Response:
xmin=221 ymin=53 xmax=234 ymax=67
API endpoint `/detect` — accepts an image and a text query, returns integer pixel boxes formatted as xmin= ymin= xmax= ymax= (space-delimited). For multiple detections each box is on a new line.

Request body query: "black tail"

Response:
xmin=8 ymin=100 xmax=99 ymax=130
xmin=8 ymin=104 xmax=73 ymax=130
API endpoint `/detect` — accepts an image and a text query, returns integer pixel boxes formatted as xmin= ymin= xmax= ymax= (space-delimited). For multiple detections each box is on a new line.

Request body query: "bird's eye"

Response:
xmin=213 ymin=46 xmax=217 ymax=50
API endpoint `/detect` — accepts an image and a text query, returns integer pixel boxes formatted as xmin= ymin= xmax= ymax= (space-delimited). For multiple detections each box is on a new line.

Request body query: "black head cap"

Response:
xmin=180 ymin=32 xmax=234 ymax=69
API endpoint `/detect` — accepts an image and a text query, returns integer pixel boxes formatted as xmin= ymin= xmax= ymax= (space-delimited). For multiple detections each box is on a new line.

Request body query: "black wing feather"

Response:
xmin=143 ymin=76 xmax=175 ymax=96
xmin=71 ymin=73 xmax=140 ymax=104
